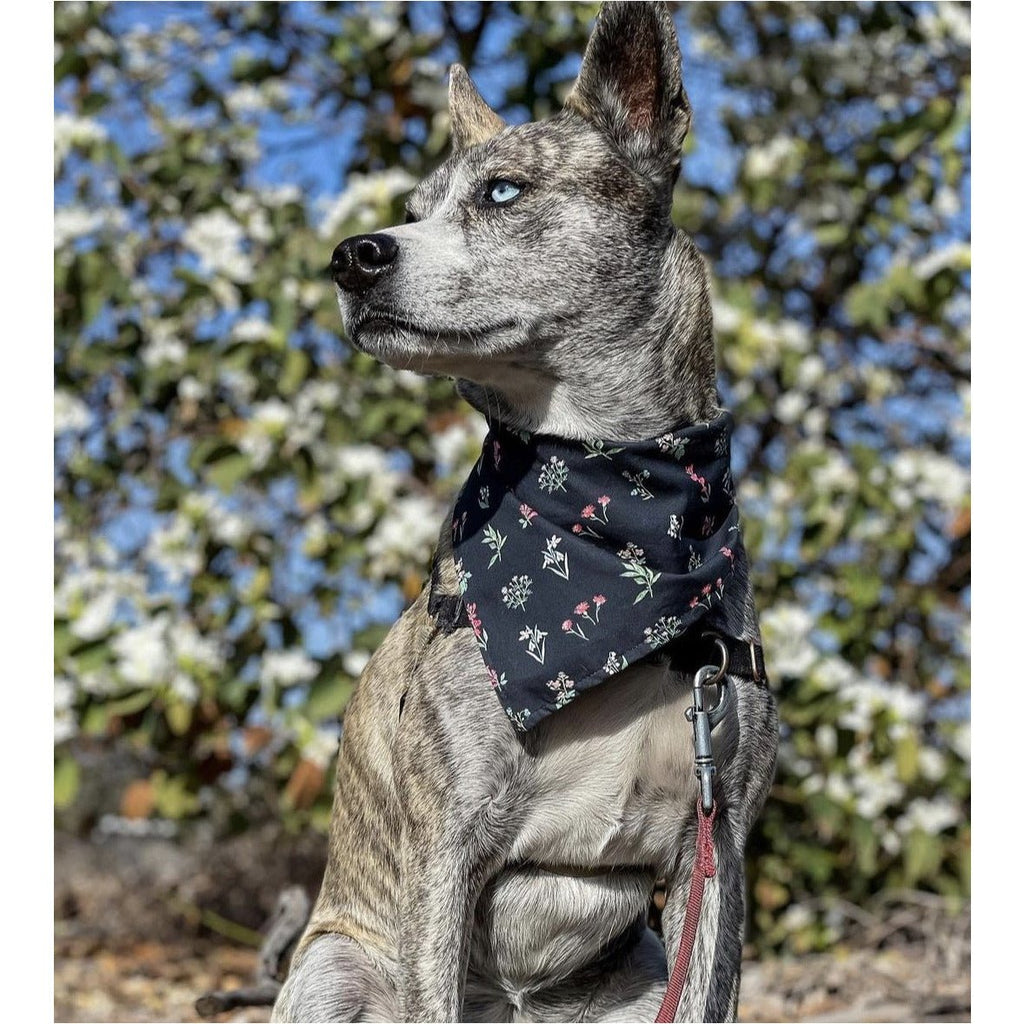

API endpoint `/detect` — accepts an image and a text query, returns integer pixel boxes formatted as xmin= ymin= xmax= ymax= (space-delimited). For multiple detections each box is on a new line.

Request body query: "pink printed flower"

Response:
xmin=581 ymin=504 xmax=596 ymax=519
xmin=572 ymin=523 xmax=583 ymax=534
xmin=593 ymin=595 xmax=606 ymax=606
xmin=562 ymin=619 xmax=574 ymax=632
xmin=720 ymin=546 xmax=734 ymax=560
xmin=690 ymin=596 xmax=700 ymax=608
xmin=487 ymin=667 xmax=500 ymax=689
xmin=715 ymin=578 xmax=723 ymax=589
xmin=467 ymin=603 xmax=483 ymax=638
xmin=702 ymin=584 xmax=712 ymax=596
xmin=598 ymin=495 xmax=611 ymax=506
xmin=575 ymin=601 xmax=590 ymax=615
xmin=519 ymin=502 xmax=537 ymax=520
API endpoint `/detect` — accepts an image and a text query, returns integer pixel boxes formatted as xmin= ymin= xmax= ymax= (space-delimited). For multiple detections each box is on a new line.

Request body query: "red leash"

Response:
xmin=654 ymin=800 xmax=718 ymax=1023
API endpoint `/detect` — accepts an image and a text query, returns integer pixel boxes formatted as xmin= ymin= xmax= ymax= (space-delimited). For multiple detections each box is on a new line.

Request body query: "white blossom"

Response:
xmin=342 ymin=650 xmax=371 ymax=677
xmin=744 ymin=135 xmax=798 ymax=180
xmin=145 ymin=514 xmax=202 ymax=585
xmin=919 ymin=746 xmax=946 ymax=782
xmin=318 ymin=169 xmax=417 ymax=240
xmin=54 ymin=389 xmax=93 ymax=434
xmin=797 ymin=355 xmax=826 ymax=389
xmin=178 ymin=376 xmax=207 ymax=401
xmin=302 ymin=725 xmax=341 ymax=769
xmin=811 ymin=450 xmax=858 ymax=493
xmin=895 ymin=796 xmax=961 ymax=835
xmin=54 ymin=112 xmax=108 ymax=167
xmin=913 ymin=241 xmax=970 ymax=281
xmin=169 ymin=672 xmax=200 ymax=704
xmin=891 ymin=450 xmax=968 ymax=511
xmin=248 ymin=399 xmax=292 ymax=436
xmin=170 ymin=618 xmax=224 ymax=673
xmin=141 ymin=320 xmax=187 ymax=368
xmin=365 ymin=495 xmax=442 ymax=576
xmin=950 ymin=722 xmax=970 ymax=763
xmin=70 ymin=588 xmax=118 ymax=641
xmin=776 ymin=391 xmax=808 ymax=424
xmin=225 ymin=83 xmax=269 ymax=116
xmin=112 ymin=615 xmax=172 ymax=687
xmin=261 ymin=650 xmax=319 ymax=688
xmin=760 ymin=603 xmax=816 ymax=677
xmin=231 ymin=316 xmax=272 ymax=343
xmin=182 ymin=209 xmax=254 ymax=282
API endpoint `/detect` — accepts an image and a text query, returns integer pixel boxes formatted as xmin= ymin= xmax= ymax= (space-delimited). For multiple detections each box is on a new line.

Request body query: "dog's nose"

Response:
xmin=330 ymin=233 xmax=399 ymax=293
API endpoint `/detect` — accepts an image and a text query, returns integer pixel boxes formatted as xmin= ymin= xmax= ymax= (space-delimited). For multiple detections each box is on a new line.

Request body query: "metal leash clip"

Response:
xmin=685 ymin=638 xmax=731 ymax=814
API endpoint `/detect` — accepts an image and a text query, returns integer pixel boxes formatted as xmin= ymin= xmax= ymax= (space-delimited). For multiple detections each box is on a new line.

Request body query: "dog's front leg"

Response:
xmin=659 ymin=805 xmax=747 ymax=1023
xmin=395 ymin=680 xmax=523 ymax=1022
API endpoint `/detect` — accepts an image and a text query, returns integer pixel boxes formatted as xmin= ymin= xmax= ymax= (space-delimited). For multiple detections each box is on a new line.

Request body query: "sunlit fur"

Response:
xmin=278 ymin=4 xmax=778 ymax=1021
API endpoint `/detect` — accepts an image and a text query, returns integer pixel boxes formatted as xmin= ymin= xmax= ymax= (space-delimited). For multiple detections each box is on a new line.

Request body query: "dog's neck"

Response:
xmin=457 ymin=232 xmax=719 ymax=441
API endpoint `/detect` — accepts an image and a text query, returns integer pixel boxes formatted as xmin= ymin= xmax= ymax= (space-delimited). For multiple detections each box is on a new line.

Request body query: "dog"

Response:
xmin=272 ymin=4 xmax=778 ymax=1021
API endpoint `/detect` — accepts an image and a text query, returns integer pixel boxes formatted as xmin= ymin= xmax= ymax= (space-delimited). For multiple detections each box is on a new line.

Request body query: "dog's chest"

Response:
xmin=508 ymin=659 xmax=698 ymax=872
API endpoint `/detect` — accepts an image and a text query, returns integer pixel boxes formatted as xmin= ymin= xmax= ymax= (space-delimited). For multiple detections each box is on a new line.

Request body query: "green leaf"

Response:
xmin=306 ymin=674 xmax=355 ymax=721
xmin=206 ymin=452 xmax=252 ymax=492
xmin=54 ymin=756 xmax=81 ymax=810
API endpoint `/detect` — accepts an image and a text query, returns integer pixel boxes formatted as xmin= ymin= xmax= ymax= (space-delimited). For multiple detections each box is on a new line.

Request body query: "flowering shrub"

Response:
xmin=54 ymin=2 xmax=969 ymax=952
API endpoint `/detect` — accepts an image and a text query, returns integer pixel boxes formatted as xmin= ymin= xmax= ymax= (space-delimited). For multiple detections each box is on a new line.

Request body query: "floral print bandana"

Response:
xmin=451 ymin=410 xmax=744 ymax=731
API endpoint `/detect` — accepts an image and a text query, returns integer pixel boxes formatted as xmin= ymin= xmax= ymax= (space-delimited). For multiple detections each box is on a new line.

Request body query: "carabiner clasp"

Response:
xmin=684 ymin=639 xmax=730 ymax=814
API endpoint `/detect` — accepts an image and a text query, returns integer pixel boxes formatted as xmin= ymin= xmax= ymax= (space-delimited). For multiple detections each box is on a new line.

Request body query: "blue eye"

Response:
xmin=487 ymin=180 xmax=522 ymax=204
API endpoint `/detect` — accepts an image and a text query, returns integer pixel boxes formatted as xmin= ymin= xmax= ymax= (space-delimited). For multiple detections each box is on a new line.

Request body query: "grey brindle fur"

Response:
xmin=273 ymin=4 xmax=778 ymax=1021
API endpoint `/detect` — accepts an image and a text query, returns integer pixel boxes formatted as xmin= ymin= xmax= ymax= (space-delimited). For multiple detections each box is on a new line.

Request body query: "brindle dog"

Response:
xmin=272 ymin=4 xmax=778 ymax=1021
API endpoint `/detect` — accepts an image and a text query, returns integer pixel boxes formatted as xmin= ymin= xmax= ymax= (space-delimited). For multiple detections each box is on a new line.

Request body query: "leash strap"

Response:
xmin=654 ymin=800 xmax=718 ymax=1023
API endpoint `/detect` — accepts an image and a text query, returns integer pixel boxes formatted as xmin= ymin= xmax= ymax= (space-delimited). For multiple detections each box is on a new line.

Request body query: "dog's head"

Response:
xmin=330 ymin=1 xmax=718 ymax=437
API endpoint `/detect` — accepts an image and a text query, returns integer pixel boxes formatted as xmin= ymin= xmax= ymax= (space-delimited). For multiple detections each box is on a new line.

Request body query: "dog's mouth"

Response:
xmin=349 ymin=309 xmax=518 ymax=349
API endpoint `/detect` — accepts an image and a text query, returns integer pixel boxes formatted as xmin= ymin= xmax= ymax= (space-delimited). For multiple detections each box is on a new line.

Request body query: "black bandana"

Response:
xmin=450 ymin=410 xmax=744 ymax=731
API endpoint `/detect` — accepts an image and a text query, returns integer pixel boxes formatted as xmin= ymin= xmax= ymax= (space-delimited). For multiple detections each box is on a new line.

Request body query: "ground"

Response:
xmin=54 ymin=830 xmax=969 ymax=1023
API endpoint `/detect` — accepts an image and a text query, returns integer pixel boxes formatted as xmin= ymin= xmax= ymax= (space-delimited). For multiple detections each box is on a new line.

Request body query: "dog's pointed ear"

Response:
xmin=448 ymin=64 xmax=505 ymax=152
xmin=565 ymin=2 xmax=691 ymax=177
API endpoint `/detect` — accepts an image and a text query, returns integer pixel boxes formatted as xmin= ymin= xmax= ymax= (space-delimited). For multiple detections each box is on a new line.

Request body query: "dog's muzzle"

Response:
xmin=330 ymin=232 xmax=399 ymax=293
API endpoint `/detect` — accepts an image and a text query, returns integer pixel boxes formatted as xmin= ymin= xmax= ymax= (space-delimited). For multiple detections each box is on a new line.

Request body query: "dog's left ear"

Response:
xmin=449 ymin=64 xmax=506 ymax=152
xmin=565 ymin=1 xmax=691 ymax=180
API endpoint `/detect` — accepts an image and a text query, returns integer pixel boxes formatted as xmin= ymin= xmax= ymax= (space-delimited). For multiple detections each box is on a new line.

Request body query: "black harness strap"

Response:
xmin=668 ymin=632 xmax=768 ymax=685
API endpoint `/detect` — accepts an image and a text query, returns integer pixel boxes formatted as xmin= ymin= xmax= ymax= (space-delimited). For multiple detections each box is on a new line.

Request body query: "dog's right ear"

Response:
xmin=565 ymin=1 xmax=691 ymax=181
xmin=448 ymin=64 xmax=505 ymax=153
